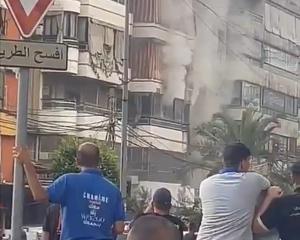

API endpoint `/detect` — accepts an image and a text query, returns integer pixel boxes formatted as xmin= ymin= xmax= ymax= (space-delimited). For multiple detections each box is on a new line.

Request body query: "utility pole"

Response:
xmin=11 ymin=68 xmax=29 ymax=240
xmin=120 ymin=0 xmax=131 ymax=199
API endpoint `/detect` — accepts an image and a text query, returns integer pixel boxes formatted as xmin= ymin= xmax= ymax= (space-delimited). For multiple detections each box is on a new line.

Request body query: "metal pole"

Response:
xmin=11 ymin=68 xmax=29 ymax=240
xmin=120 ymin=0 xmax=131 ymax=199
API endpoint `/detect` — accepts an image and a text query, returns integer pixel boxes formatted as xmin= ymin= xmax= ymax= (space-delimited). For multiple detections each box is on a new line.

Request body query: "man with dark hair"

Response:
xmin=253 ymin=162 xmax=300 ymax=240
xmin=132 ymin=188 xmax=186 ymax=239
xmin=127 ymin=215 xmax=181 ymax=240
xmin=42 ymin=204 xmax=60 ymax=240
xmin=197 ymin=143 xmax=281 ymax=240
xmin=13 ymin=142 xmax=125 ymax=240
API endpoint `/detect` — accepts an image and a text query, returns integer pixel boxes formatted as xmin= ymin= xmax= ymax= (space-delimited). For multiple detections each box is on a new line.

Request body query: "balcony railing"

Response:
xmin=41 ymin=98 xmax=119 ymax=117
xmin=42 ymin=99 xmax=77 ymax=110
xmin=132 ymin=116 xmax=189 ymax=131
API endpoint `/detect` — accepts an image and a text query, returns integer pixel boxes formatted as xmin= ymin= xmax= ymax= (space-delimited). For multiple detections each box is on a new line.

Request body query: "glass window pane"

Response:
xmin=51 ymin=16 xmax=58 ymax=35
xmin=78 ymin=17 xmax=88 ymax=42
xmin=44 ymin=17 xmax=51 ymax=35
xmin=243 ymin=82 xmax=261 ymax=108
xmin=263 ymin=89 xmax=284 ymax=112
xmin=231 ymin=81 xmax=242 ymax=105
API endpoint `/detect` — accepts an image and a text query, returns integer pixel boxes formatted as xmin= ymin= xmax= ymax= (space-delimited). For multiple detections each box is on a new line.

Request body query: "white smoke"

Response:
xmin=162 ymin=36 xmax=193 ymax=104
xmin=161 ymin=0 xmax=194 ymax=104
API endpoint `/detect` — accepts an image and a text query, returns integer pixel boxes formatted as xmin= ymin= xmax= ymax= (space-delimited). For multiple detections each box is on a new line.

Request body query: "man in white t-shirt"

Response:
xmin=197 ymin=143 xmax=282 ymax=240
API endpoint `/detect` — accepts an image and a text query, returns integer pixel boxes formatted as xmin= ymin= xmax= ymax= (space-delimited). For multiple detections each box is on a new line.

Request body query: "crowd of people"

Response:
xmin=13 ymin=142 xmax=300 ymax=240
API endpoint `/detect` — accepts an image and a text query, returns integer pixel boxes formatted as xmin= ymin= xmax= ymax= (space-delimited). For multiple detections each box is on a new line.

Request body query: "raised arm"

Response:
xmin=13 ymin=147 xmax=48 ymax=202
xmin=252 ymin=186 xmax=283 ymax=234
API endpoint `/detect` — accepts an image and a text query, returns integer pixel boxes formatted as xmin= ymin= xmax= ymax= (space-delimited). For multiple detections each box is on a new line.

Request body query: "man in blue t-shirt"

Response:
xmin=14 ymin=142 xmax=125 ymax=240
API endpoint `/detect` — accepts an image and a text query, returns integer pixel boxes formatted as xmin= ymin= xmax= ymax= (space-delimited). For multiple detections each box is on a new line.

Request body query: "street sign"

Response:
xmin=4 ymin=0 xmax=54 ymax=38
xmin=0 ymin=39 xmax=68 ymax=70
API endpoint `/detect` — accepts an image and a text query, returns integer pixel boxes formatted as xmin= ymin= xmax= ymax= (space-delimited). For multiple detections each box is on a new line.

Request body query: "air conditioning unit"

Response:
xmin=39 ymin=152 xmax=52 ymax=160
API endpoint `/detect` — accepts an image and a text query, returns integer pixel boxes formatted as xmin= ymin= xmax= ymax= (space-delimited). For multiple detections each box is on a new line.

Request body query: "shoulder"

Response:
xmin=166 ymin=215 xmax=185 ymax=226
xmin=244 ymin=171 xmax=269 ymax=182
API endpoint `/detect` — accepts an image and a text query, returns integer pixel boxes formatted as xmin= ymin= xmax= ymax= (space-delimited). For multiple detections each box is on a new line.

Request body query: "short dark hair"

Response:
xmin=152 ymin=188 xmax=172 ymax=211
xmin=291 ymin=162 xmax=300 ymax=175
xmin=128 ymin=215 xmax=180 ymax=240
xmin=77 ymin=142 xmax=100 ymax=168
xmin=223 ymin=143 xmax=251 ymax=168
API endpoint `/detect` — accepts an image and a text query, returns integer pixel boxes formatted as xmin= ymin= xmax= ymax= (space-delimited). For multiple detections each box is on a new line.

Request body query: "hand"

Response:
xmin=13 ymin=146 xmax=31 ymax=164
xmin=267 ymin=186 xmax=283 ymax=199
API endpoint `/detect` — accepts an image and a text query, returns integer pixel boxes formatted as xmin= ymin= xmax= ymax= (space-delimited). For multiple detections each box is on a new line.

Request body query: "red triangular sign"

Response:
xmin=4 ymin=0 xmax=54 ymax=38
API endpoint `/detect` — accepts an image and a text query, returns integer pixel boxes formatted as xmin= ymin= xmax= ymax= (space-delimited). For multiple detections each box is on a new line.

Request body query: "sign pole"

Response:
xmin=11 ymin=68 xmax=29 ymax=240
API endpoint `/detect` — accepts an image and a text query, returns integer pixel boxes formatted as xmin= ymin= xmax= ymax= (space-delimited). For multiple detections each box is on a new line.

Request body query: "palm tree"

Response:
xmin=196 ymin=108 xmax=279 ymax=162
xmin=195 ymin=108 xmax=294 ymax=190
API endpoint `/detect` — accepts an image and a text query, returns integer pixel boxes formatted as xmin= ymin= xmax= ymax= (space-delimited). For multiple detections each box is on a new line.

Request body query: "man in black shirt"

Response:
xmin=128 ymin=214 xmax=181 ymax=240
xmin=42 ymin=204 xmax=60 ymax=240
xmin=253 ymin=162 xmax=300 ymax=240
xmin=131 ymin=188 xmax=186 ymax=239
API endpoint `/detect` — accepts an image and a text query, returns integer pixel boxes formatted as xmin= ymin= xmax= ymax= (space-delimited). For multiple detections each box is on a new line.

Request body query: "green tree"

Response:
xmin=52 ymin=137 xmax=119 ymax=185
xmin=195 ymin=108 xmax=293 ymax=189
xmin=126 ymin=187 xmax=151 ymax=216
xmin=196 ymin=108 xmax=279 ymax=161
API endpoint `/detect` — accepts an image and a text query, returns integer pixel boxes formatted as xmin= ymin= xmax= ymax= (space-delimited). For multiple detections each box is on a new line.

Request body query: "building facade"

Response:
xmin=27 ymin=0 xmax=125 ymax=171
xmin=193 ymin=0 xmax=300 ymax=179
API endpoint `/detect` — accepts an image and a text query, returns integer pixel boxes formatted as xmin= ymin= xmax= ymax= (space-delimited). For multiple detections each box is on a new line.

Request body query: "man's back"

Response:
xmin=48 ymin=169 xmax=124 ymax=240
xmin=260 ymin=193 xmax=300 ymax=240
xmin=198 ymin=172 xmax=269 ymax=240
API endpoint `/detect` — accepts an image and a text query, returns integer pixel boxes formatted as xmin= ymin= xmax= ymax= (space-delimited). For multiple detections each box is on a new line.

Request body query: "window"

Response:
xmin=263 ymin=89 xmax=297 ymax=115
xmin=78 ymin=17 xmax=88 ymax=43
xmin=44 ymin=15 xmax=59 ymax=36
xmin=141 ymin=95 xmax=151 ymax=116
xmin=174 ymin=99 xmax=184 ymax=122
xmin=39 ymin=135 xmax=61 ymax=153
xmin=231 ymin=81 xmax=242 ymax=105
xmin=263 ymin=89 xmax=284 ymax=112
xmin=264 ymin=46 xmax=299 ymax=73
xmin=243 ymin=82 xmax=261 ymax=108
xmin=265 ymin=3 xmax=298 ymax=43
xmin=129 ymin=148 xmax=149 ymax=171
xmin=152 ymin=94 xmax=162 ymax=117
xmin=64 ymin=12 xmax=77 ymax=39
xmin=162 ymin=104 xmax=174 ymax=120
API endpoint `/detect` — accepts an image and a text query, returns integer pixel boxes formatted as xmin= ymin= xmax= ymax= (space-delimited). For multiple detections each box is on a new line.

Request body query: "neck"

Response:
xmin=154 ymin=208 xmax=169 ymax=216
xmin=81 ymin=166 xmax=97 ymax=171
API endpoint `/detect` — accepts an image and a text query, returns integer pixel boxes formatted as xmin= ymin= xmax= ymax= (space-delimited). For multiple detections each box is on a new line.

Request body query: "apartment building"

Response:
xmin=24 ymin=0 xmax=197 ymax=197
xmin=27 ymin=0 xmax=125 ymax=170
xmin=198 ymin=0 xmax=300 ymax=172
xmin=126 ymin=0 xmax=195 ymax=186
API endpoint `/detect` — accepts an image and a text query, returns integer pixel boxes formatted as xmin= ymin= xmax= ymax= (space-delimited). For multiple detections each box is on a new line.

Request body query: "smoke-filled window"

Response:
xmin=242 ymin=82 xmax=261 ymax=109
xmin=264 ymin=45 xmax=298 ymax=73
xmin=265 ymin=3 xmax=298 ymax=43
xmin=263 ymin=89 xmax=297 ymax=115
xmin=231 ymin=81 xmax=242 ymax=106
xmin=263 ymin=89 xmax=284 ymax=112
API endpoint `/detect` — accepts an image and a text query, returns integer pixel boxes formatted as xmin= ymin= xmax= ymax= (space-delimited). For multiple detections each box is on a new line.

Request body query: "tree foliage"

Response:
xmin=196 ymin=108 xmax=279 ymax=161
xmin=126 ymin=187 xmax=152 ymax=216
xmin=52 ymin=137 xmax=119 ymax=185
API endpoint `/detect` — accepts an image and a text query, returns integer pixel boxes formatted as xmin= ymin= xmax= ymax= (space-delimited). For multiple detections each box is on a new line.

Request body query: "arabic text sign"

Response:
xmin=0 ymin=40 xmax=68 ymax=70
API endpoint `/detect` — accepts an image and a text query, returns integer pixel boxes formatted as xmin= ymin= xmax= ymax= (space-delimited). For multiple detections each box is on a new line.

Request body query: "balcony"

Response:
xmin=51 ymin=0 xmax=81 ymax=13
xmin=80 ymin=0 xmax=125 ymax=29
xmin=29 ymin=99 xmax=113 ymax=140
